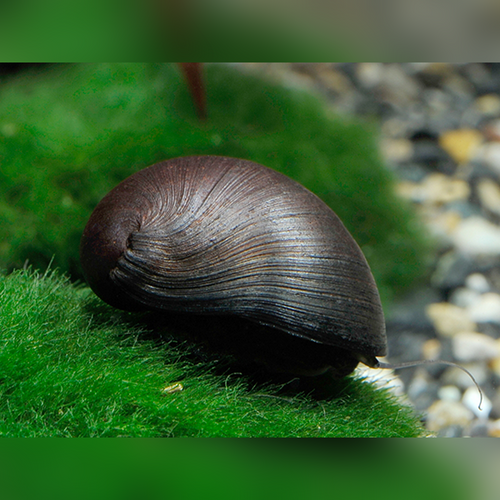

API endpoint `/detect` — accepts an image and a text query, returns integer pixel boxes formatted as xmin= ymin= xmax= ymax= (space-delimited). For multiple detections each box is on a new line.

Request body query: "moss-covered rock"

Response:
xmin=0 ymin=269 xmax=424 ymax=437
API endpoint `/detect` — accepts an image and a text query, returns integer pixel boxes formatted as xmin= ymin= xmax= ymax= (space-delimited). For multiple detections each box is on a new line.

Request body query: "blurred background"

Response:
xmin=1 ymin=0 xmax=500 ymax=60
xmin=0 ymin=439 xmax=491 ymax=500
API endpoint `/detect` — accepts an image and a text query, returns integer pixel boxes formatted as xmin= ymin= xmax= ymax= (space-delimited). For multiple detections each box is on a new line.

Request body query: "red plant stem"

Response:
xmin=178 ymin=63 xmax=207 ymax=120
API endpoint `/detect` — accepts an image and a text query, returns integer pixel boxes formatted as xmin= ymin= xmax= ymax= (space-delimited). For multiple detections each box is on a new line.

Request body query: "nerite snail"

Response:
xmin=80 ymin=155 xmax=483 ymax=404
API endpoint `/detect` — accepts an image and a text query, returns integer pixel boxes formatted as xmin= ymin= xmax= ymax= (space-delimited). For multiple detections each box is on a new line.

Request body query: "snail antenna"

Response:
xmin=370 ymin=358 xmax=483 ymax=410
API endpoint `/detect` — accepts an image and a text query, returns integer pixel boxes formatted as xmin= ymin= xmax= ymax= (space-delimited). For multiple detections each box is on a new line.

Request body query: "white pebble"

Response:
xmin=452 ymin=217 xmax=500 ymax=257
xmin=462 ymin=386 xmax=491 ymax=419
xmin=466 ymin=293 xmax=500 ymax=324
xmin=452 ymin=331 xmax=500 ymax=362
xmin=449 ymin=287 xmax=481 ymax=308
xmin=438 ymin=385 xmax=462 ymax=402
xmin=476 ymin=142 xmax=500 ymax=175
xmin=464 ymin=273 xmax=490 ymax=293
xmin=356 ymin=63 xmax=384 ymax=88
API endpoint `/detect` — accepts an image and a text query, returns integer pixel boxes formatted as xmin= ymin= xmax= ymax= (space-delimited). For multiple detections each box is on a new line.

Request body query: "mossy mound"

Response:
xmin=0 ymin=63 xmax=429 ymax=306
xmin=0 ymin=269 xmax=424 ymax=437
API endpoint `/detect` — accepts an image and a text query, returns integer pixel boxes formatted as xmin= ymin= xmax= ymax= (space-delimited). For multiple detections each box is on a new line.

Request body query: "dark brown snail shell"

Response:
xmin=80 ymin=155 xmax=387 ymax=378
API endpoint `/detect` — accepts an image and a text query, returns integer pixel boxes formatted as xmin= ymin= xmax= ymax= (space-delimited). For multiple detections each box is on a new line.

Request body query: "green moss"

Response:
xmin=0 ymin=269 xmax=424 ymax=437
xmin=0 ymin=63 xmax=430 ymax=306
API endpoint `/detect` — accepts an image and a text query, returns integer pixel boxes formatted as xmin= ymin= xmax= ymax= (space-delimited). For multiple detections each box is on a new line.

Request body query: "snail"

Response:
xmin=80 ymin=155 xmax=483 ymax=405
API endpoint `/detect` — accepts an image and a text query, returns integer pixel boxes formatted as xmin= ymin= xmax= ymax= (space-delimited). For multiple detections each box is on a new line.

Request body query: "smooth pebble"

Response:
xmin=452 ymin=331 xmax=500 ymax=362
xmin=426 ymin=302 xmax=476 ymax=337
xmin=452 ymin=216 xmax=500 ymax=256
xmin=426 ymin=400 xmax=474 ymax=432
xmin=437 ymin=385 xmax=462 ymax=402
xmin=464 ymin=273 xmax=490 ymax=293
xmin=466 ymin=293 xmax=500 ymax=324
